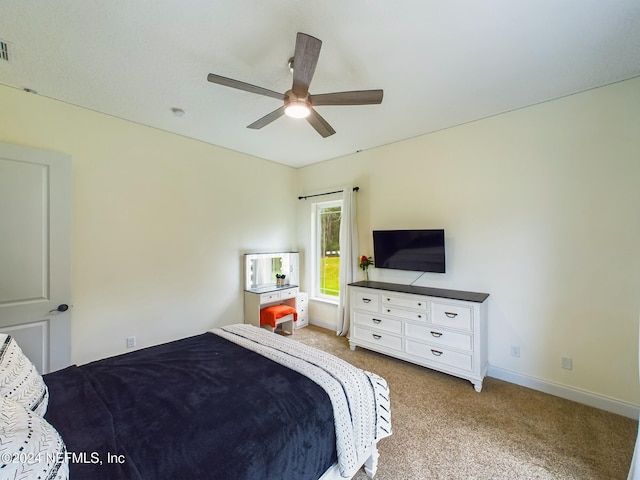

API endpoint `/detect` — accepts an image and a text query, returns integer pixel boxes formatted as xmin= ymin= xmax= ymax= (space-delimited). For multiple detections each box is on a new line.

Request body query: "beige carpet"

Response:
xmin=292 ymin=325 xmax=637 ymax=480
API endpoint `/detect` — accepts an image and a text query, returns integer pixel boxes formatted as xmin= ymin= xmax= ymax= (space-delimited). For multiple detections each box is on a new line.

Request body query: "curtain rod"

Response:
xmin=298 ymin=186 xmax=359 ymax=200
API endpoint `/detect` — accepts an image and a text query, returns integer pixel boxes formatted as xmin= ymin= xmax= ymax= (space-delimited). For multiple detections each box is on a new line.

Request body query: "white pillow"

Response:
xmin=0 ymin=396 xmax=69 ymax=480
xmin=0 ymin=333 xmax=49 ymax=415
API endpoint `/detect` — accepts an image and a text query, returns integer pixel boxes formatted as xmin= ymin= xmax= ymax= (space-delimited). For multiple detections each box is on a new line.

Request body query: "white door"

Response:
xmin=0 ymin=142 xmax=72 ymax=374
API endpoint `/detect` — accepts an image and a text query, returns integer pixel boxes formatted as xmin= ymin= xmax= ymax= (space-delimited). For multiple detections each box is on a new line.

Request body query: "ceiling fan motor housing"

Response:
xmin=284 ymin=90 xmax=311 ymax=118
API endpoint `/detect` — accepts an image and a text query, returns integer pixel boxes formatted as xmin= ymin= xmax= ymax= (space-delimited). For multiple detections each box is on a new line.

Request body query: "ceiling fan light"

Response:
xmin=284 ymin=101 xmax=311 ymax=119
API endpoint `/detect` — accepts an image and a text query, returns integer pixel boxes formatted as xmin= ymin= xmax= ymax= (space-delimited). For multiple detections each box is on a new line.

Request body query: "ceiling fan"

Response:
xmin=207 ymin=32 xmax=383 ymax=138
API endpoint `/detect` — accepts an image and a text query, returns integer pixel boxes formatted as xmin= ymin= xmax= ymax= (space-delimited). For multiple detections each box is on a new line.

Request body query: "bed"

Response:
xmin=0 ymin=324 xmax=391 ymax=480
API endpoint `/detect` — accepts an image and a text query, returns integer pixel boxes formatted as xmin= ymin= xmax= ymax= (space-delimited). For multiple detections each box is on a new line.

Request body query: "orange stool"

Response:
xmin=260 ymin=305 xmax=297 ymax=335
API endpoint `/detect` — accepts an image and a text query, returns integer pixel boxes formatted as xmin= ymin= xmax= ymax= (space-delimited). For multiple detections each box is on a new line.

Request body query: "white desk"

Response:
xmin=244 ymin=285 xmax=299 ymax=328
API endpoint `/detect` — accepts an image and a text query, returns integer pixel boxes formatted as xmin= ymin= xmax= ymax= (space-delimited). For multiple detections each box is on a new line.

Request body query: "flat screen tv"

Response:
xmin=373 ymin=229 xmax=446 ymax=273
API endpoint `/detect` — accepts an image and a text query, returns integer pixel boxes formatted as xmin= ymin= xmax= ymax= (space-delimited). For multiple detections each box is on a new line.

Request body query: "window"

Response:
xmin=312 ymin=200 xmax=342 ymax=300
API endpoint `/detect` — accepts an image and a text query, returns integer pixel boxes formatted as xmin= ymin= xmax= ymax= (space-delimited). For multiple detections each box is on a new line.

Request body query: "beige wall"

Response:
xmin=2 ymin=76 xmax=638 ymax=409
xmin=0 ymin=85 xmax=298 ymax=365
xmin=297 ymin=77 xmax=640 ymax=407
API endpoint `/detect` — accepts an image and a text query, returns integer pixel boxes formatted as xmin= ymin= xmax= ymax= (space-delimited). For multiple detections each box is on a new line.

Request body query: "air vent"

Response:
xmin=0 ymin=39 xmax=13 ymax=63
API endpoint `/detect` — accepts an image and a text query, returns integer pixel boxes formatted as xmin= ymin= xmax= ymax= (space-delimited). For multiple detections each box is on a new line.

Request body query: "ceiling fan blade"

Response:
xmin=247 ymin=106 xmax=286 ymax=129
xmin=207 ymin=73 xmax=284 ymax=101
xmin=310 ymin=89 xmax=384 ymax=106
xmin=291 ymin=33 xmax=322 ymax=98
xmin=306 ymin=108 xmax=336 ymax=138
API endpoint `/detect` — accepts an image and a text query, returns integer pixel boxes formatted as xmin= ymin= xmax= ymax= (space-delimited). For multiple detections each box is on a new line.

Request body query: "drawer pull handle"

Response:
xmin=418 ymin=315 xmax=422 ymax=319
xmin=445 ymin=312 xmax=458 ymax=318
xmin=430 ymin=331 xmax=443 ymax=337
xmin=372 ymin=318 xmax=382 ymax=324
xmin=387 ymin=309 xmax=391 ymax=313
xmin=362 ymin=298 xmax=372 ymax=303
xmin=372 ymin=334 xmax=382 ymax=340
xmin=418 ymin=303 xmax=422 ymax=306
xmin=431 ymin=349 xmax=443 ymax=356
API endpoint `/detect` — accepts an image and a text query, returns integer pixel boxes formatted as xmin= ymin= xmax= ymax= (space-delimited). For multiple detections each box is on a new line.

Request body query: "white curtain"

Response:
xmin=336 ymin=186 xmax=358 ymax=336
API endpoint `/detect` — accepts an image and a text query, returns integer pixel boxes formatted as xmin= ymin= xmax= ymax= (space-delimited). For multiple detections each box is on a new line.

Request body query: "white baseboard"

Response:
xmin=303 ymin=320 xmax=639 ymax=419
xmin=488 ymin=366 xmax=639 ymax=420
xmin=309 ymin=317 xmax=337 ymax=332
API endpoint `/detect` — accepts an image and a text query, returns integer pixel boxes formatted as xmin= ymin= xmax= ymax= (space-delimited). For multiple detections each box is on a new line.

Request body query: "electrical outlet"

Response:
xmin=126 ymin=336 xmax=136 ymax=348
xmin=510 ymin=345 xmax=520 ymax=357
xmin=561 ymin=356 xmax=573 ymax=370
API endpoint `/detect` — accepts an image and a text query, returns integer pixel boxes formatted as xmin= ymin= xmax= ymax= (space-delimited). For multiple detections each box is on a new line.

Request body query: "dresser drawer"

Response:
xmin=405 ymin=322 xmax=472 ymax=351
xmin=405 ymin=339 xmax=472 ymax=371
xmin=382 ymin=294 xmax=427 ymax=311
xmin=352 ymin=326 xmax=402 ymax=352
xmin=260 ymin=291 xmax=281 ymax=304
xmin=431 ymin=302 xmax=472 ymax=331
xmin=280 ymin=287 xmax=298 ymax=300
xmin=353 ymin=290 xmax=380 ymax=312
xmin=353 ymin=311 xmax=403 ymax=335
xmin=296 ymin=292 xmax=308 ymax=321
xmin=295 ymin=310 xmax=309 ymax=328
xmin=381 ymin=306 xmax=427 ymax=323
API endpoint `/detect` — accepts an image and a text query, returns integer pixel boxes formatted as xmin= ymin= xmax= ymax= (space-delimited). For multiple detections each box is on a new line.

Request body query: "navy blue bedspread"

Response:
xmin=44 ymin=332 xmax=337 ymax=480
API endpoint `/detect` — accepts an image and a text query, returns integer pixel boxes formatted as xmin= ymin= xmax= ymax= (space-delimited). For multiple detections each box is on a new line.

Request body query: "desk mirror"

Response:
xmin=244 ymin=252 xmax=299 ymax=292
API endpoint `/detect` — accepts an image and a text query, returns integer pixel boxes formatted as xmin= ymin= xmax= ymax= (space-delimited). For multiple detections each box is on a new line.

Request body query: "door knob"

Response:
xmin=48 ymin=304 xmax=69 ymax=314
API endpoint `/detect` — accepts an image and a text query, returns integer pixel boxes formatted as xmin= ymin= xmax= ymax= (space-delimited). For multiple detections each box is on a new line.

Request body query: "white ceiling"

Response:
xmin=1 ymin=1 xmax=639 ymax=168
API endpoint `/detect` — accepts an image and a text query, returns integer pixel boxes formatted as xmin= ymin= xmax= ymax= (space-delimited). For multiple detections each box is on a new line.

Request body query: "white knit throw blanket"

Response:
xmin=211 ymin=324 xmax=392 ymax=478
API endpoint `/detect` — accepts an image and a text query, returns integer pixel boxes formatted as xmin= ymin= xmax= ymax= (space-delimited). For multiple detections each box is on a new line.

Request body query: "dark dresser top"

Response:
xmin=349 ymin=280 xmax=489 ymax=303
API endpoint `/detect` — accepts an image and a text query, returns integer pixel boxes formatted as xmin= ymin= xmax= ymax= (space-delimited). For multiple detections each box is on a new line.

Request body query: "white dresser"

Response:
xmin=295 ymin=292 xmax=309 ymax=329
xmin=349 ymin=281 xmax=489 ymax=392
